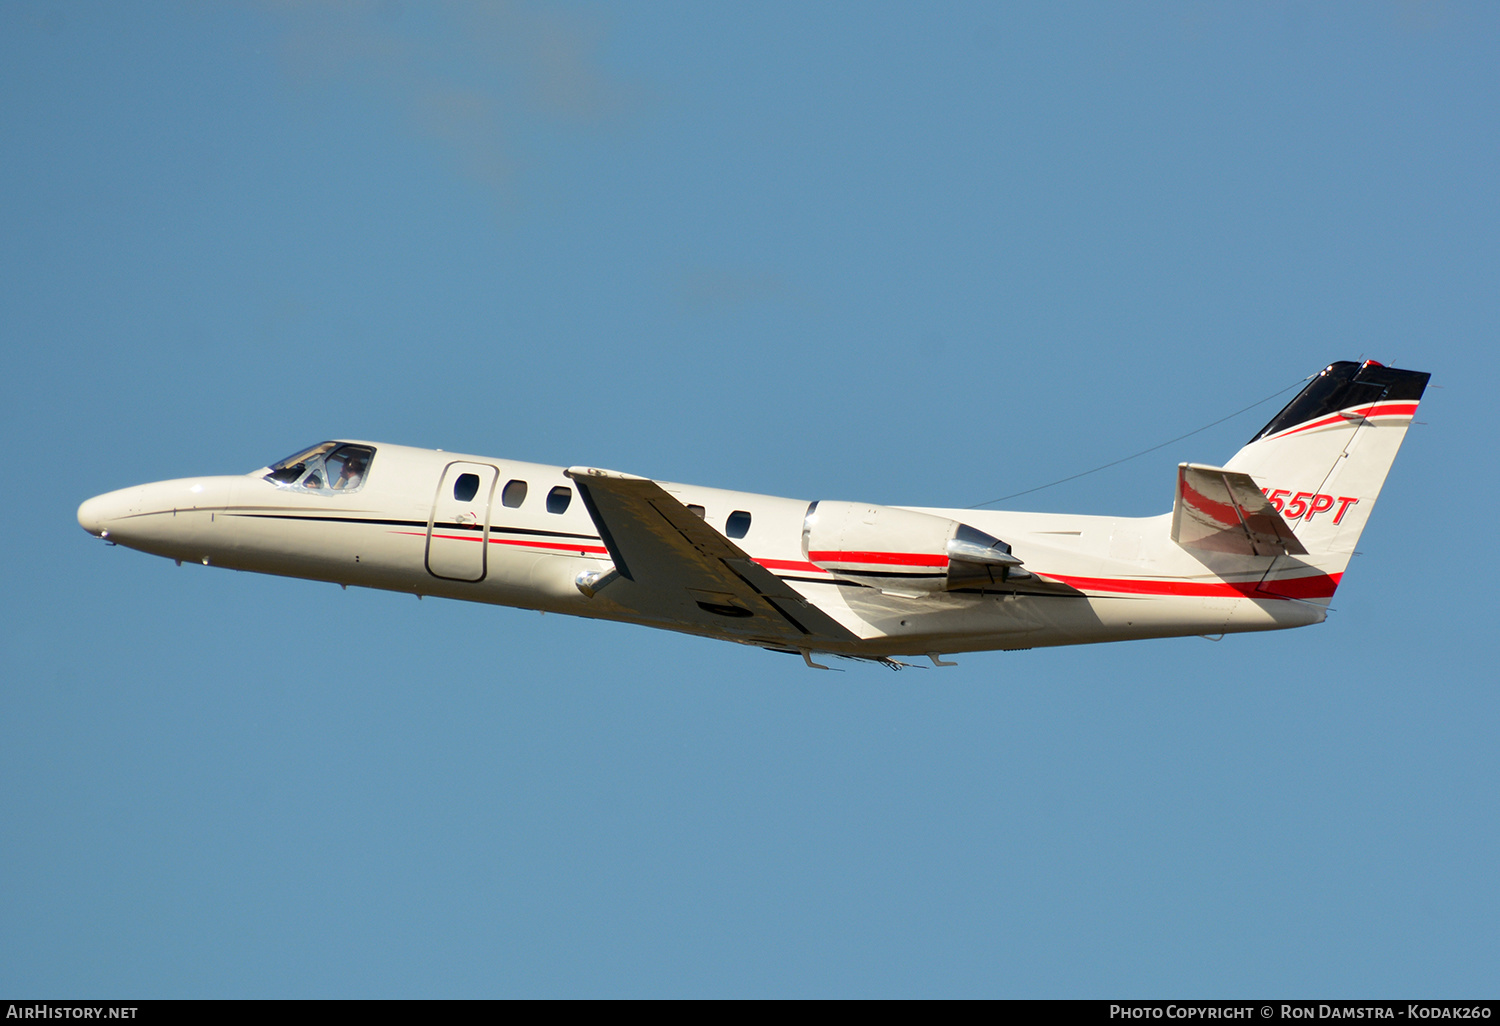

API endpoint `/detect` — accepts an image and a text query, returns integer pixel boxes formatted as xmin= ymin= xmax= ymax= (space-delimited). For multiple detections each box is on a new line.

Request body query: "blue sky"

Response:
xmin=2 ymin=1 xmax=1496 ymax=997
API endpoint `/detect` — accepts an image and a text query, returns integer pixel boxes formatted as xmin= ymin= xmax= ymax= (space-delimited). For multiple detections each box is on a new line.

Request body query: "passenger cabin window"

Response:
xmin=726 ymin=510 xmax=751 ymax=539
xmin=687 ymin=504 xmax=706 ymax=519
xmin=547 ymin=486 xmax=572 ymax=514
xmin=502 ymin=480 xmax=528 ymax=508
xmin=264 ymin=442 xmax=376 ymax=495
xmin=453 ymin=473 xmax=480 ymax=503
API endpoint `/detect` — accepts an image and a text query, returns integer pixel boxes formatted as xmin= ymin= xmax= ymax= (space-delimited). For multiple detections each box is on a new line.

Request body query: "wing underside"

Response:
xmin=564 ymin=467 xmax=857 ymax=649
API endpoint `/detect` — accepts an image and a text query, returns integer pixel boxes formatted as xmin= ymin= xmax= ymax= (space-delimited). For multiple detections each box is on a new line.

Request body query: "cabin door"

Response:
xmin=427 ymin=462 xmax=497 ymax=582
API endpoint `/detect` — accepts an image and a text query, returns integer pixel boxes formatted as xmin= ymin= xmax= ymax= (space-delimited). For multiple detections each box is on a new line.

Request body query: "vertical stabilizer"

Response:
xmin=1223 ymin=361 xmax=1428 ymax=580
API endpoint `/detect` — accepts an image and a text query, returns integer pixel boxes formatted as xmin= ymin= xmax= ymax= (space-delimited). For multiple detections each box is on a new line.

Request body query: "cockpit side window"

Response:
xmin=324 ymin=445 xmax=372 ymax=491
xmin=265 ymin=442 xmax=337 ymax=483
xmin=265 ymin=442 xmax=376 ymax=494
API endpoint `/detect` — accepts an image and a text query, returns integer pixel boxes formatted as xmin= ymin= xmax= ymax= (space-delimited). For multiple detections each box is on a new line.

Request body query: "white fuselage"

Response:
xmin=77 ymin=441 xmax=1326 ymax=660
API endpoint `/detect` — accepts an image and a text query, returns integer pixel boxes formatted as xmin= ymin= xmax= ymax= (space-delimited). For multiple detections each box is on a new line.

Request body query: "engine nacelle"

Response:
xmin=801 ymin=500 xmax=1025 ymax=597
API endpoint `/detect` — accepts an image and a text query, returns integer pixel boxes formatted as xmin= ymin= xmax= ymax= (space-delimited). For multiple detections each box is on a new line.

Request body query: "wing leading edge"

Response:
xmin=564 ymin=467 xmax=857 ymax=648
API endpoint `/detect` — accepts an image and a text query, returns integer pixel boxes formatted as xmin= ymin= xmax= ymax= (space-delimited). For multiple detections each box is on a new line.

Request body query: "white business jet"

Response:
xmin=78 ymin=360 xmax=1427 ymax=668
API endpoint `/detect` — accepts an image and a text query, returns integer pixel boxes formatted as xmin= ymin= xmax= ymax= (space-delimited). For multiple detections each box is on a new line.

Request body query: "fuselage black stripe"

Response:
xmin=226 ymin=512 xmax=599 ymax=541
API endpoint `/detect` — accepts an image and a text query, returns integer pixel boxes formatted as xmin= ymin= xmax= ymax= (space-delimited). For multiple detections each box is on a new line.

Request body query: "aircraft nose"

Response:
xmin=77 ymin=487 xmax=141 ymax=538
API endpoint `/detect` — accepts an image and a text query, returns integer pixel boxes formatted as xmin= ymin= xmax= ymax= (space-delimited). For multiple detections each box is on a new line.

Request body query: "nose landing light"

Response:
xmin=77 ymin=494 xmax=113 ymax=538
xmin=77 ymin=486 xmax=143 ymax=540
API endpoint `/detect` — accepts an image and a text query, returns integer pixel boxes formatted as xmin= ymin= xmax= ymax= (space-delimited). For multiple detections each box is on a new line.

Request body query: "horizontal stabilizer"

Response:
xmin=1172 ymin=463 xmax=1307 ymax=557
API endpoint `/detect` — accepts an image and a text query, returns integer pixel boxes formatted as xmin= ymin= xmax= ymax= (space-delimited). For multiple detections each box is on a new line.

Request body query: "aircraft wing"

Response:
xmin=1171 ymin=463 xmax=1307 ymax=557
xmin=564 ymin=467 xmax=858 ymax=648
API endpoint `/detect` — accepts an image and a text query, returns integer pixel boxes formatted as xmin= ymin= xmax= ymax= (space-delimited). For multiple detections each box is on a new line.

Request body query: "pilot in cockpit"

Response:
xmin=333 ymin=455 xmax=366 ymax=490
xmin=265 ymin=442 xmax=374 ymax=493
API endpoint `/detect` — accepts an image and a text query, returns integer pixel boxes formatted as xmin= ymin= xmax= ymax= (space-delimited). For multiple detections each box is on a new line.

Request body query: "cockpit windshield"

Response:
xmin=264 ymin=441 xmax=376 ymax=493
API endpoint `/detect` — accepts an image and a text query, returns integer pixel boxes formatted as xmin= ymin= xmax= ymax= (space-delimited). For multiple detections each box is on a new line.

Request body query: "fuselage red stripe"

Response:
xmin=490 ymin=537 xmax=609 ymax=554
xmin=399 ymin=531 xmax=1341 ymax=600
xmin=806 ymin=549 xmax=949 ymax=567
xmin=396 ymin=529 xmax=610 ymax=554
xmin=754 ymin=558 xmax=827 ymax=573
xmin=1042 ymin=571 xmax=1341 ymax=600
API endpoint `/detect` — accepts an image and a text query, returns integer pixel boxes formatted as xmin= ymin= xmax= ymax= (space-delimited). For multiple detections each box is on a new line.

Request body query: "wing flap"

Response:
xmin=1172 ymin=463 xmax=1307 ymax=557
xmin=564 ymin=467 xmax=856 ymax=646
